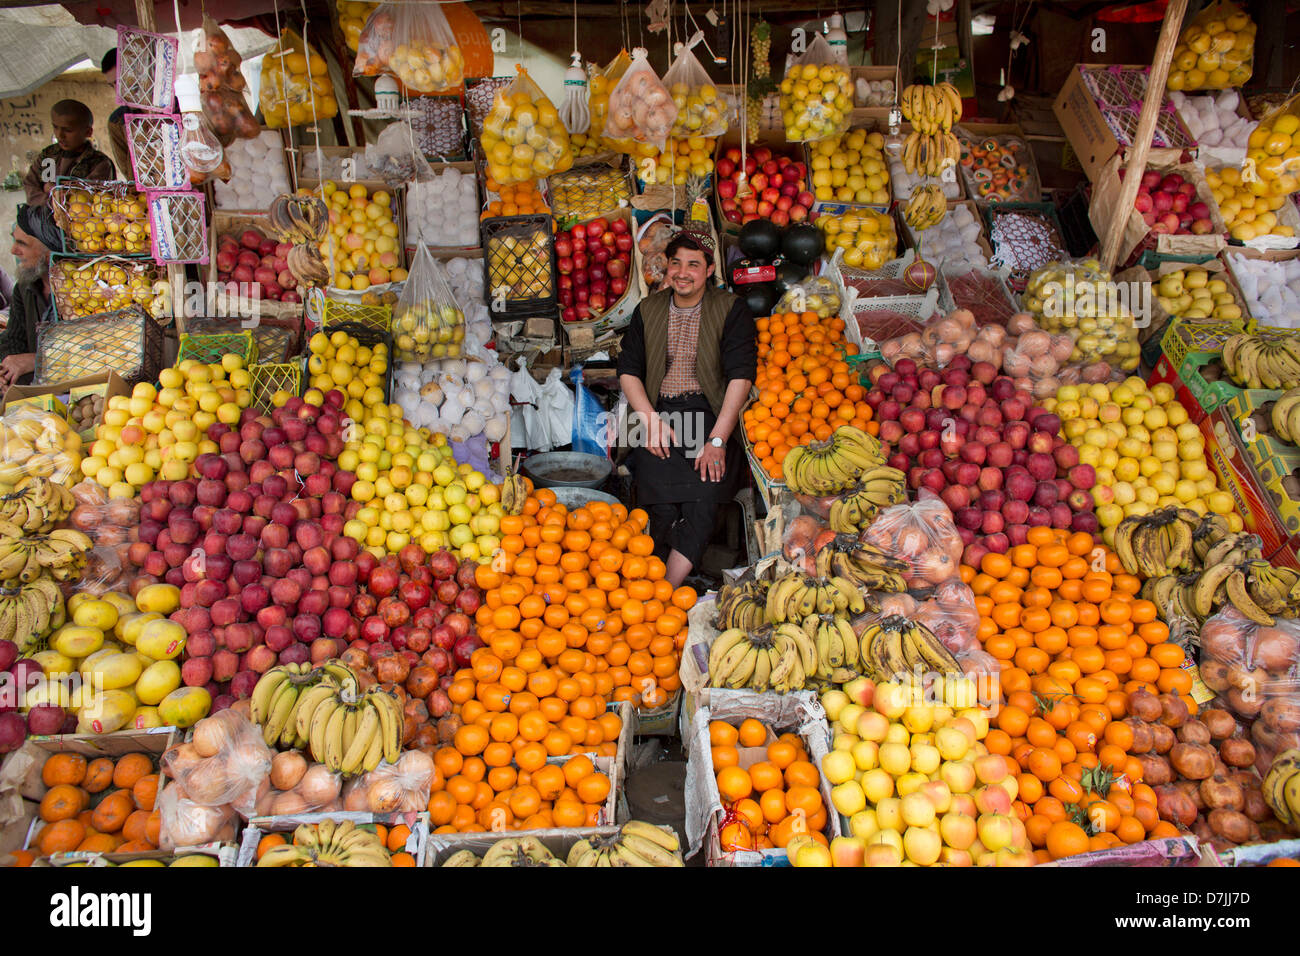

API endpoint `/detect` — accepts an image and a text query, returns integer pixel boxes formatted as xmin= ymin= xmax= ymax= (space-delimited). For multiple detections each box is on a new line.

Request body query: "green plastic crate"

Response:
xmin=1159 ymin=318 xmax=1245 ymax=378
xmin=248 ymin=361 xmax=303 ymax=415
xmin=322 ymin=298 xmax=393 ymax=334
xmin=177 ymin=330 xmax=257 ymax=367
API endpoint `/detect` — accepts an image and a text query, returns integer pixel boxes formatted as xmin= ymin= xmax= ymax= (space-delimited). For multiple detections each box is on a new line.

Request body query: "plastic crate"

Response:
xmin=184 ymin=315 xmax=303 ymax=365
xmin=319 ymin=319 xmax=394 ymax=402
xmin=49 ymin=253 xmax=162 ymax=321
xmin=1160 ymin=317 xmax=1247 ymax=373
xmin=35 ymin=307 xmax=164 ymax=387
xmin=481 ymin=214 xmax=557 ymax=318
xmin=248 ymin=361 xmax=303 ymax=414
xmin=177 ymin=331 xmax=258 ymax=367
xmin=322 ymin=298 xmax=392 ymax=335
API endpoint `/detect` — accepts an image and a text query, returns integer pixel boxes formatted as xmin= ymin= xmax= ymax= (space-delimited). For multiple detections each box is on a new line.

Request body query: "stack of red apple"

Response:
xmin=865 ymin=355 xmax=1099 ymax=570
xmin=556 ymin=216 xmax=633 ymax=322
xmin=126 ymin=392 xmax=361 ymax=711
xmin=716 ymin=145 xmax=814 ymax=227
xmin=0 ymin=641 xmax=73 ymax=752
xmin=214 ymin=227 xmax=303 ymax=304
xmin=336 ymin=547 xmax=486 ymax=753
xmin=1123 ymin=169 xmax=1218 ymax=236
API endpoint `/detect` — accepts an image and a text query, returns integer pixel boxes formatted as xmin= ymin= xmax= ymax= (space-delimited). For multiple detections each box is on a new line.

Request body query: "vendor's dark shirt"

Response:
xmin=23 ymin=143 xmax=116 ymax=207
xmin=617 ymin=294 xmax=757 ymax=401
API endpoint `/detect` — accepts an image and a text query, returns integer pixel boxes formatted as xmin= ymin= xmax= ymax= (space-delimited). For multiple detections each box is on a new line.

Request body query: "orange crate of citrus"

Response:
xmin=709 ymin=717 xmax=832 ymax=859
xmin=964 ymin=525 xmax=1192 ymax=861
xmin=743 ymin=309 xmax=871 ymax=484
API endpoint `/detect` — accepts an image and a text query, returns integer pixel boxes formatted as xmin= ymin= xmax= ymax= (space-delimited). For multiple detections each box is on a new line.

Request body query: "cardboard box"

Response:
xmin=236 ymin=812 xmax=427 ymax=867
xmin=1148 ymin=350 xmax=1240 ymax=424
xmin=1 ymin=372 xmax=129 ymax=434
xmin=1200 ymin=406 xmax=1296 ymax=559
xmin=1224 ymin=389 xmax=1300 ymax=473
xmin=1052 ymin=65 xmax=1194 ymax=181
xmin=423 ymin=826 xmax=624 ymax=866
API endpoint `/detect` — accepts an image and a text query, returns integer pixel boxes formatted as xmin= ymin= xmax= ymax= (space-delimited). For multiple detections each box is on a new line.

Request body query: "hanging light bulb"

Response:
xmin=559 ymin=51 xmax=590 ymax=136
xmin=884 ymin=105 xmax=905 ymax=160
xmin=175 ymin=74 xmax=223 ymax=174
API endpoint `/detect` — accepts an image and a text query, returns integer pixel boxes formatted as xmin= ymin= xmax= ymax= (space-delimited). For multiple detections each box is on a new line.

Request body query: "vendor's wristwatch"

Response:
xmin=708 ymin=437 xmax=724 ymax=449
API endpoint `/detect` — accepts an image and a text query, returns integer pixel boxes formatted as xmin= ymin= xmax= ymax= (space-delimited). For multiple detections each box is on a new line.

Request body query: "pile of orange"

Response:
xmin=415 ymin=490 xmax=696 ymax=834
xmin=712 ymin=718 xmax=830 ymax=853
xmin=19 ymin=752 xmax=161 ymax=862
xmin=425 ymin=751 xmax=613 ymax=834
xmin=481 ymin=177 xmax=549 ymax=219
xmin=742 ymin=310 xmax=873 ymax=483
xmin=963 ymin=526 xmax=1193 ymax=860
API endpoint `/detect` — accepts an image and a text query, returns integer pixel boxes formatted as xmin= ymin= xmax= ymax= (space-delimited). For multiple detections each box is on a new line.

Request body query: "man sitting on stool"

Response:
xmin=617 ymin=226 xmax=756 ymax=587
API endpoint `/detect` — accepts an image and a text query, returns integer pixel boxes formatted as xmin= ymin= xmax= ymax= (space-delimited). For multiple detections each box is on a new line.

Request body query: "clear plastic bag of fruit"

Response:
xmin=157 ymin=787 xmax=239 ymax=850
xmin=354 ymin=750 xmax=436 ymax=813
xmin=161 ymin=710 xmax=274 ymax=810
xmin=260 ymin=29 xmax=339 ymax=128
xmin=1168 ymin=1 xmax=1255 ymax=92
xmin=1021 ymin=259 xmax=1141 ymax=379
xmin=781 ymin=513 xmax=831 ymax=573
xmin=587 ymin=49 xmax=630 ymax=144
xmin=1198 ymin=607 xmax=1300 ymax=730
xmin=0 ymin=405 xmax=82 ymax=489
xmin=254 ymin=758 xmax=344 ymax=815
xmin=192 ymin=15 xmax=261 ymax=144
xmin=337 ymin=0 xmax=379 ymax=52
xmin=663 ymin=32 xmax=728 ymax=138
xmin=352 ymin=1 xmax=464 ymax=94
xmin=480 ymin=65 xmax=573 ymax=185
xmin=604 ymin=48 xmax=678 ymax=150
xmin=1246 ymin=94 xmax=1300 ymax=197
xmin=859 ymin=493 xmax=964 ymax=588
xmin=778 ymin=34 xmax=852 ymax=142
xmin=393 ymin=243 xmax=465 ymax=363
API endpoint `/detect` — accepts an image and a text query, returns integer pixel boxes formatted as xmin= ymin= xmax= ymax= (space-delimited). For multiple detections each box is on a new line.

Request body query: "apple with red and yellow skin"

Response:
xmin=843 ymin=675 xmax=875 ymax=708
xmin=994 ymin=846 xmax=1034 ymax=867
xmin=974 ymin=753 xmax=1010 ymax=785
xmin=920 ymin=780 xmax=953 ymax=814
xmin=903 ymin=825 xmax=943 ymax=866
xmin=862 ymin=842 xmax=903 ymax=867
xmin=948 ymin=716 xmax=980 ymax=746
xmin=997 ymin=773 xmax=1020 ymax=805
xmin=957 ymin=707 xmax=990 ymax=738
xmin=939 ymin=846 xmax=973 ymax=867
xmin=829 ymin=836 xmax=867 ymax=868
xmin=940 ymin=758 xmax=976 ymax=794
xmin=949 ymin=793 xmax=977 ymax=818
xmin=855 ymin=710 xmax=890 ymax=743
xmin=976 ymin=812 xmax=1016 ymax=852
xmin=939 ymin=810 xmax=977 ymax=850
xmin=974 ymin=784 xmax=1012 ymax=816
xmin=873 ymin=681 xmax=910 ymax=719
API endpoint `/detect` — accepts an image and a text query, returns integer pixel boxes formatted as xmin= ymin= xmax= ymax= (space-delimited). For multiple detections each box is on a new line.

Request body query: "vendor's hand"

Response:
xmin=646 ymin=413 xmax=677 ymax=459
xmin=0 ymin=353 xmax=34 ymax=389
xmin=695 ymin=441 xmax=726 ymax=482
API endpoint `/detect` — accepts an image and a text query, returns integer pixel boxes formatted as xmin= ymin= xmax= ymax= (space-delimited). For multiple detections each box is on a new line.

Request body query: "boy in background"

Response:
xmin=22 ymin=99 xmax=116 ymax=207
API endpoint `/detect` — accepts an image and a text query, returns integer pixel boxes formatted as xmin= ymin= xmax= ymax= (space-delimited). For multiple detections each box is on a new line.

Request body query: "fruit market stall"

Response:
xmin=1 ymin=0 xmax=1299 ymax=885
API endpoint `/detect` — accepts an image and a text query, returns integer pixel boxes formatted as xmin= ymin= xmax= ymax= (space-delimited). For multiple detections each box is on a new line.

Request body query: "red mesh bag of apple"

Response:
xmin=161 ymin=708 xmax=274 ymax=815
xmin=1198 ymin=607 xmax=1300 ymax=767
xmin=860 ymin=494 xmax=964 ymax=589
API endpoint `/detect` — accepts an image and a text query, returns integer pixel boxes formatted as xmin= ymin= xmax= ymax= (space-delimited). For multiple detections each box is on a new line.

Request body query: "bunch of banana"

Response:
xmin=783 ymin=426 xmax=888 ymax=496
xmin=500 ymin=473 xmax=529 ymax=515
xmin=0 ymin=479 xmax=73 ymax=532
xmin=901 ymin=82 xmax=962 ymax=134
xmin=268 ymin=194 xmax=329 ymax=244
xmin=1262 ymin=749 xmax=1300 ymax=835
xmin=902 ymin=183 xmax=947 ymax=232
xmin=0 ymin=527 xmax=92 ymax=585
xmin=1190 ymin=513 xmax=1237 ymax=565
xmin=285 ymin=244 xmax=331 ymax=287
xmin=827 ymin=475 xmax=908 ymax=533
xmin=714 ymin=579 xmax=769 ymax=631
xmin=810 ymin=613 xmax=865 ymax=684
xmin=858 ymin=614 xmax=961 ymax=683
xmin=901 ymin=129 xmax=960 ymax=177
xmin=765 ymin=571 xmax=868 ymax=623
xmin=1113 ymin=506 xmax=1199 ymax=578
xmin=1271 ymin=386 xmax=1300 ymax=445
xmin=257 ymin=819 xmax=393 ymax=867
xmin=814 ymin=538 xmax=908 ymax=594
xmin=567 ymin=821 xmax=684 ymax=867
xmin=443 ymin=837 xmax=564 ymax=867
xmin=708 ymin=623 xmax=817 ymax=693
xmin=1222 ymin=333 xmax=1300 ymax=390
xmin=0 ymin=574 xmax=64 ymax=652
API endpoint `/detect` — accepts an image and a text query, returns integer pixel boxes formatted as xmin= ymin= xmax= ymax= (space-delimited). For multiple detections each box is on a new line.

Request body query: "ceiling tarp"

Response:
xmin=0 ymin=6 xmax=117 ymax=98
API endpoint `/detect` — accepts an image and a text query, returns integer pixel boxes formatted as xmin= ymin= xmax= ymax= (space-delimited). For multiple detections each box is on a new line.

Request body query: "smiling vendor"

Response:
xmin=617 ymin=226 xmax=757 ymax=586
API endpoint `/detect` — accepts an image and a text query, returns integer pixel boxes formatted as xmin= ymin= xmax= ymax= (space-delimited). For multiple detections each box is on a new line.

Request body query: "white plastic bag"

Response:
xmin=537 ymin=366 xmax=575 ymax=451
xmin=509 ymin=355 xmax=543 ymax=451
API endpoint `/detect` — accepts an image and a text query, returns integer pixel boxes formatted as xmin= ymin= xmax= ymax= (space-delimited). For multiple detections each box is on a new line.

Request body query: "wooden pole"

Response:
xmin=1099 ymin=0 xmax=1189 ymax=273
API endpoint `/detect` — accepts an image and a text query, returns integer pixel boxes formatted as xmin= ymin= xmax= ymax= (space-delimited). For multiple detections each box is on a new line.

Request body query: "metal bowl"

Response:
xmin=547 ymin=486 xmax=621 ymax=510
xmin=520 ymin=451 xmax=611 ymax=490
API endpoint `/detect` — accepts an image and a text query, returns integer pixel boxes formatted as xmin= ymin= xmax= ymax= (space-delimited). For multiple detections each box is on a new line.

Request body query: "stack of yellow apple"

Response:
xmin=792 ymin=678 xmax=1033 ymax=867
xmin=337 ymin=400 xmax=504 ymax=561
xmin=1152 ymin=265 xmax=1244 ymax=320
xmin=1044 ymin=377 xmax=1240 ymax=544
xmin=80 ymin=357 xmax=253 ymax=496
xmin=317 ymin=181 xmax=407 ymax=292
xmin=640 ymin=137 xmax=717 ymax=186
xmin=22 ymin=585 xmax=211 ymax=734
xmin=1166 ymin=5 xmax=1255 ymax=91
xmin=1204 ymin=166 xmax=1296 ymax=241
xmin=304 ymin=330 xmax=389 ymax=425
xmin=808 ymin=128 xmax=891 ymax=205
